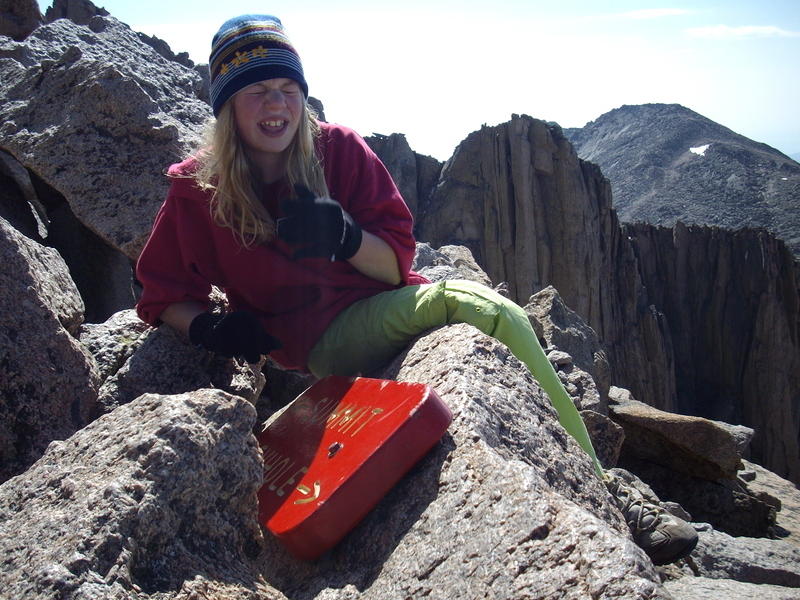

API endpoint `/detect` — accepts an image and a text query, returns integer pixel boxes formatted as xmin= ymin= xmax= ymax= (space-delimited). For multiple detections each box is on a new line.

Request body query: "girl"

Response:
xmin=135 ymin=14 xmax=696 ymax=565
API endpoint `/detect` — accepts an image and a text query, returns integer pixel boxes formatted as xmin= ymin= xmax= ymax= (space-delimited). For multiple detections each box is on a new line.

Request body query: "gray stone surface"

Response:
xmin=44 ymin=0 xmax=108 ymax=24
xmin=255 ymin=324 xmax=670 ymax=599
xmin=0 ymin=146 xmax=48 ymax=239
xmin=0 ymin=216 xmax=99 ymax=483
xmin=366 ymin=132 xmax=442 ymax=221
xmin=94 ymin=318 xmax=266 ymax=415
xmin=623 ymin=220 xmax=800 ymax=483
xmin=527 ymin=285 xmax=611 ymax=411
xmin=564 ymin=103 xmax=800 ymax=258
xmin=610 ymin=395 xmax=744 ymax=480
xmin=0 ymin=15 xmax=209 ymax=259
xmin=412 ymin=242 xmax=493 ymax=286
xmin=664 ymin=576 xmax=800 ymax=600
xmin=1 ymin=216 xmax=84 ymax=334
xmin=0 ymin=3 xmax=797 ymax=593
xmin=0 ymin=0 xmax=42 ymax=41
xmin=79 ymin=308 xmax=151 ymax=383
xmin=414 ymin=112 xmax=800 ymax=486
xmin=690 ymin=528 xmax=800 ymax=587
xmin=0 ymin=389 xmax=278 ymax=600
xmin=742 ymin=459 xmax=800 ymax=545
xmin=582 ymin=409 xmax=625 ymax=469
xmin=416 ymin=114 xmax=681 ymax=426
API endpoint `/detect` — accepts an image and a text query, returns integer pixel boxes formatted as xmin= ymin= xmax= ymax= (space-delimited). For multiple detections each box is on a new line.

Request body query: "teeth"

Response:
xmin=261 ymin=120 xmax=285 ymax=127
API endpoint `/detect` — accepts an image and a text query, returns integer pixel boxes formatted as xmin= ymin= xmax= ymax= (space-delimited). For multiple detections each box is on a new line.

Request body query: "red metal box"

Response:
xmin=256 ymin=376 xmax=452 ymax=560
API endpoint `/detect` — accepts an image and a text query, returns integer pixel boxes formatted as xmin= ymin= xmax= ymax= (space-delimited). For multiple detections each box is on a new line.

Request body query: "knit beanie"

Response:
xmin=209 ymin=14 xmax=308 ymax=116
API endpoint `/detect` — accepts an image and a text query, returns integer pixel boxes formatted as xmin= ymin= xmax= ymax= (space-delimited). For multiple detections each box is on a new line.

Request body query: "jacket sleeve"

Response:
xmin=135 ymin=179 xmax=213 ymax=325
xmin=324 ymin=127 xmax=418 ymax=284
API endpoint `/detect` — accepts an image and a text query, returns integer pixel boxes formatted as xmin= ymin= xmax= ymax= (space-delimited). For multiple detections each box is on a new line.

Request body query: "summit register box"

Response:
xmin=256 ymin=376 xmax=452 ymax=560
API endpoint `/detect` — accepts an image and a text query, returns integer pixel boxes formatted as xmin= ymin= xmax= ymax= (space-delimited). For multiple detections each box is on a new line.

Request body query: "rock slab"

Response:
xmin=0 ymin=389 xmax=276 ymax=600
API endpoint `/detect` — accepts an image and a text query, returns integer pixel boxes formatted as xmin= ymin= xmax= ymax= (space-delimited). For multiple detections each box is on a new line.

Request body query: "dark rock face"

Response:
xmin=565 ymin=103 xmax=800 ymax=257
xmin=0 ymin=0 xmax=42 ymax=41
xmin=417 ymin=114 xmax=678 ymax=420
xmin=625 ymin=222 xmax=800 ymax=483
xmin=365 ymin=132 xmax=442 ymax=222
xmin=414 ymin=113 xmax=800 ymax=485
xmin=44 ymin=0 xmax=109 ymax=24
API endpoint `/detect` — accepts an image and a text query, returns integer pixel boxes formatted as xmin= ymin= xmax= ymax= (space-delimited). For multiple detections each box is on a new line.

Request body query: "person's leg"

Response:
xmin=308 ymin=280 xmax=602 ymax=477
xmin=309 ymin=280 xmax=698 ymax=563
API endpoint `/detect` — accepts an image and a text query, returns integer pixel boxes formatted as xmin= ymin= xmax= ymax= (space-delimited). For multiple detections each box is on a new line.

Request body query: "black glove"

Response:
xmin=277 ymin=185 xmax=363 ymax=261
xmin=188 ymin=311 xmax=282 ymax=363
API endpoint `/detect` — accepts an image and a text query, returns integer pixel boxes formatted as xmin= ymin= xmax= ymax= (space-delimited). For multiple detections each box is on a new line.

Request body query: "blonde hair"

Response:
xmin=192 ymin=100 xmax=328 ymax=247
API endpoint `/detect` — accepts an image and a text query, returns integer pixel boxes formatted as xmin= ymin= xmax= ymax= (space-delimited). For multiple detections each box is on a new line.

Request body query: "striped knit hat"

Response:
xmin=209 ymin=15 xmax=308 ymax=116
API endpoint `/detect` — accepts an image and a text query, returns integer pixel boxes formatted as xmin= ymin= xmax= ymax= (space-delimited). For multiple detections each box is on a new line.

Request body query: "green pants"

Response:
xmin=308 ymin=280 xmax=602 ymax=477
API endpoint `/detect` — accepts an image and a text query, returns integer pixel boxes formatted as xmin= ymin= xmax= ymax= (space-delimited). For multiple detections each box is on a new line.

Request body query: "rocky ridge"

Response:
xmin=411 ymin=114 xmax=800 ymax=485
xmin=564 ymin=103 xmax=800 ymax=258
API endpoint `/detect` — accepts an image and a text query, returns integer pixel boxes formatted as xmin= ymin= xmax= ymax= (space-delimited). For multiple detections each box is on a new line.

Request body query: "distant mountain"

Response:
xmin=564 ymin=104 xmax=800 ymax=257
xmin=791 ymin=152 xmax=800 ymax=163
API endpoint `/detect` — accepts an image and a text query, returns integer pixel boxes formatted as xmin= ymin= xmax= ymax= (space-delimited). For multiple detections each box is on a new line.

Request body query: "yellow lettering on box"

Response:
xmin=275 ymin=466 xmax=309 ymax=497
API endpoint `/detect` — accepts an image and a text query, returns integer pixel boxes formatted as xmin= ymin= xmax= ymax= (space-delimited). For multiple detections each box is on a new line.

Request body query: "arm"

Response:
xmin=277 ymin=187 xmax=403 ymax=285
xmin=159 ymin=301 xmax=207 ymax=337
xmin=136 ymin=180 xmax=214 ymax=328
xmin=319 ymin=124 xmax=418 ymax=284
xmin=347 ymin=229 xmax=402 ymax=285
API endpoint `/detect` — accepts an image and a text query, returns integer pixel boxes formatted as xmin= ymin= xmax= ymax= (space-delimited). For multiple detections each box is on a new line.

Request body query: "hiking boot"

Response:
xmin=605 ymin=473 xmax=699 ymax=565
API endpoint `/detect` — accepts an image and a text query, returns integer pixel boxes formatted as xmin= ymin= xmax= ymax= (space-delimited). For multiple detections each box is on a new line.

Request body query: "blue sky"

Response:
xmin=36 ymin=0 xmax=800 ymax=161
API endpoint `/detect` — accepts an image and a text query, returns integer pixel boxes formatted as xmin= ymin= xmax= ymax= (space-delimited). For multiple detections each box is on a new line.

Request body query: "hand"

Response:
xmin=188 ymin=311 xmax=281 ymax=363
xmin=277 ymin=185 xmax=363 ymax=261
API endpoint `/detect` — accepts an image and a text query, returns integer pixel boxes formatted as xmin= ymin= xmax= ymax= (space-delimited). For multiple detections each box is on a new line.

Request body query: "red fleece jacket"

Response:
xmin=136 ymin=122 xmax=428 ymax=371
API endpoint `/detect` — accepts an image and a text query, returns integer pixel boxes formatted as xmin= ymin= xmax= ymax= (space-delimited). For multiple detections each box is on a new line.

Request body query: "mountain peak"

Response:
xmin=565 ymin=104 xmax=800 ymax=256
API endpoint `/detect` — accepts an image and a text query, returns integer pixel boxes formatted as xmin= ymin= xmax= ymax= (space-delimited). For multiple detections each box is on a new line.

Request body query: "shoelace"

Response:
xmin=622 ymin=497 xmax=664 ymax=535
xmin=607 ymin=479 xmax=664 ymax=535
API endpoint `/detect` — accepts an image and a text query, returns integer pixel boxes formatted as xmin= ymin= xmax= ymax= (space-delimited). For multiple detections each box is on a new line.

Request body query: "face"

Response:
xmin=232 ymin=77 xmax=304 ymax=174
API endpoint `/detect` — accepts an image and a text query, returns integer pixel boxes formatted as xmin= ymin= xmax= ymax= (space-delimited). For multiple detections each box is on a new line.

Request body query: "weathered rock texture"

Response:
xmin=416 ymin=113 xmax=800 ymax=485
xmin=609 ymin=388 xmax=779 ymax=538
xmin=625 ymin=221 xmax=800 ymax=483
xmin=0 ymin=216 xmax=99 ymax=483
xmin=0 ymin=389 xmax=276 ymax=600
xmin=365 ymin=132 xmax=442 ymax=222
xmin=689 ymin=528 xmax=800 ymax=587
xmin=0 ymin=14 xmax=209 ymax=261
xmin=742 ymin=459 xmax=800 ymax=546
xmin=0 ymin=0 xmax=42 ymax=41
xmin=611 ymin=395 xmax=745 ymax=481
xmin=89 ymin=314 xmax=266 ymax=415
xmin=526 ymin=285 xmax=612 ymax=412
xmin=417 ymin=114 xmax=678 ymax=417
xmin=412 ymin=241 xmax=493 ymax=287
xmin=564 ymin=103 xmax=800 ymax=258
xmin=44 ymin=0 xmax=109 ymax=25
xmin=2 ymin=230 xmax=798 ymax=596
xmin=256 ymin=324 xmax=670 ymax=599
xmin=664 ymin=576 xmax=800 ymax=600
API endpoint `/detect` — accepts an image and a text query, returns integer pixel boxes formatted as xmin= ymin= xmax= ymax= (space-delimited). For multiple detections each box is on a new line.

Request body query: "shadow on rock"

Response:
xmin=257 ymin=434 xmax=455 ymax=598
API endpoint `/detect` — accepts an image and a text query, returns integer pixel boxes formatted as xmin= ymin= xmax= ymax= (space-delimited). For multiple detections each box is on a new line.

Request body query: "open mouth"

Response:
xmin=259 ymin=119 xmax=288 ymax=136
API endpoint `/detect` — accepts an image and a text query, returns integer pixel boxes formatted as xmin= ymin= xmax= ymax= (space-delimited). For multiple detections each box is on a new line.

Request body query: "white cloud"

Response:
xmin=686 ymin=25 xmax=800 ymax=40
xmin=617 ymin=8 xmax=693 ymax=20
